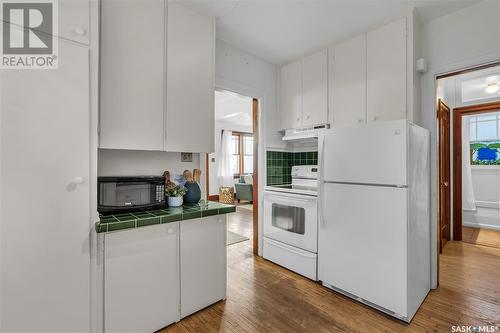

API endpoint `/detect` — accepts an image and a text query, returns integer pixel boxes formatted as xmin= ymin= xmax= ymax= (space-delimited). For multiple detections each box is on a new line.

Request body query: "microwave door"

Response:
xmin=115 ymin=183 xmax=152 ymax=207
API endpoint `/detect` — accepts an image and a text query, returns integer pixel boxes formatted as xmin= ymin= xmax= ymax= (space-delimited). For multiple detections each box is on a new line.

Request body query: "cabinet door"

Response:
xmin=180 ymin=216 xmax=226 ymax=318
xmin=367 ymin=18 xmax=406 ymax=122
xmin=280 ymin=60 xmax=302 ymax=129
xmin=331 ymin=35 xmax=367 ymax=126
xmin=105 ymin=223 xmax=180 ymax=333
xmin=166 ymin=2 xmax=215 ymax=153
xmin=0 ymin=40 xmax=90 ymax=332
xmin=100 ymin=0 xmax=165 ymax=150
xmin=302 ymin=49 xmax=328 ymax=127
xmin=59 ymin=0 xmax=90 ymax=45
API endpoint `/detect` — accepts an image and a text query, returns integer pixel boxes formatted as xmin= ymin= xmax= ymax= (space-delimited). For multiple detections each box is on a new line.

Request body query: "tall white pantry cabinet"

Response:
xmin=0 ymin=0 xmax=98 ymax=332
xmin=99 ymin=0 xmax=215 ymax=153
xmin=281 ymin=11 xmax=421 ymax=129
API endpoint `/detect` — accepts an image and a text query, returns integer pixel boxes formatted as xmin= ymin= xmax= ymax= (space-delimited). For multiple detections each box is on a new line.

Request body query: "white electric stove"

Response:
xmin=263 ymin=165 xmax=319 ymax=280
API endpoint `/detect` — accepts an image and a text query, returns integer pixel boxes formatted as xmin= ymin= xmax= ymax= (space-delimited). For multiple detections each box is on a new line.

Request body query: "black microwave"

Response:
xmin=98 ymin=176 xmax=166 ymax=215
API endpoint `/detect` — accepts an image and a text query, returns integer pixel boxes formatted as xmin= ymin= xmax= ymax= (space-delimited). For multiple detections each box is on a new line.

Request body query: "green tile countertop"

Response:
xmin=95 ymin=200 xmax=236 ymax=233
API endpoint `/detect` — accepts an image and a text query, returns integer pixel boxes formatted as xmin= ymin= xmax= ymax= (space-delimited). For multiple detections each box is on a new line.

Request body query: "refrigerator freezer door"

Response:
xmin=320 ymin=120 xmax=407 ymax=186
xmin=318 ymin=183 xmax=408 ymax=316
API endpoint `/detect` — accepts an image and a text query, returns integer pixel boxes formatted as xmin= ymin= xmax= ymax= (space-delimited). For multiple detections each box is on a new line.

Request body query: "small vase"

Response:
xmin=184 ymin=182 xmax=201 ymax=205
xmin=168 ymin=196 xmax=183 ymax=207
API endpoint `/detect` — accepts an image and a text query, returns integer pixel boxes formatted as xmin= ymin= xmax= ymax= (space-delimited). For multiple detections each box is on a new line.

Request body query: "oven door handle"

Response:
xmin=318 ymin=134 xmax=326 ymax=228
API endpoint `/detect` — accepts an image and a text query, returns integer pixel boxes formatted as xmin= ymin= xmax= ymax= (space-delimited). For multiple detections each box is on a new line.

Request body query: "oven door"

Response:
xmin=263 ymin=191 xmax=318 ymax=253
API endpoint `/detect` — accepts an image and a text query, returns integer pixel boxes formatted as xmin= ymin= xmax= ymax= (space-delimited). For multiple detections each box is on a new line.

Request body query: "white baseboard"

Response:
xmin=462 ymin=221 xmax=500 ymax=231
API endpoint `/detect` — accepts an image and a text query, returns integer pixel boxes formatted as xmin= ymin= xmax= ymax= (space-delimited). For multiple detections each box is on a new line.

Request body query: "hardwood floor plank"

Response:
xmin=159 ymin=212 xmax=500 ymax=333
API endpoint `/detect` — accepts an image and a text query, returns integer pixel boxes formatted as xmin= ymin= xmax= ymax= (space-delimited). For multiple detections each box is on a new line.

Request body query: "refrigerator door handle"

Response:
xmin=318 ymin=135 xmax=326 ymax=228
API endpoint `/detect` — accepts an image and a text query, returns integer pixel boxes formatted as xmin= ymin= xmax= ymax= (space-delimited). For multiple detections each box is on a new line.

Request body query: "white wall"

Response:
xmin=98 ymin=149 xmax=200 ymax=177
xmin=215 ymin=39 xmax=283 ymax=149
xmin=420 ymin=0 xmax=500 ymax=288
xmin=471 ymin=167 xmax=500 ymax=203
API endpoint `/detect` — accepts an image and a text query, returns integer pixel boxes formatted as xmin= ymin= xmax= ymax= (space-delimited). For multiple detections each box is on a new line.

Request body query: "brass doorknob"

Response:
xmin=441 ymin=181 xmax=449 ymax=187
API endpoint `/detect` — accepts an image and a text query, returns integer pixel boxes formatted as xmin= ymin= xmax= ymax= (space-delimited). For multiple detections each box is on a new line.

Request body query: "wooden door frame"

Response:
xmin=452 ymin=101 xmax=500 ymax=241
xmin=252 ymin=98 xmax=259 ymax=255
xmin=437 ymin=99 xmax=451 ymax=253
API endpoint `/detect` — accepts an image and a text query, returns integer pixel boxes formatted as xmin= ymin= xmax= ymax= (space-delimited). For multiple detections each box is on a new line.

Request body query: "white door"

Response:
xmin=330 ymin=35 xmax=367 ymax=126
xmin=0 ymin=40 xmax=90 ymax=332
xmin=318 ymin=183 xmax=408 ymax=316
xmin=320 ymin=120 xmax=407 ymax=186
xmin=166 ymin=2 xmax=215 ymax=153
xmin=263 ymin=191 xmax=318 ymax=253
xmin=180 ymin=216 xmax=226 ymax=318
xmin=105 ymin=223 xmax=180 ymax=333
xmin=100 ymin=0 xmax=165 ymax=150
xmin=280 ymin=60 xmax=302 ymax=129
xmin=366 ymin=18 xmax=407 ymax=122
xmin=302 ymin=49 xmax=328 ymax=127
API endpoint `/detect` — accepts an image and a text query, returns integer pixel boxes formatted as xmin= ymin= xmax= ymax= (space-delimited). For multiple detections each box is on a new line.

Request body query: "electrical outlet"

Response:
xmin=181 ymin=152 xmax=192 ymax=162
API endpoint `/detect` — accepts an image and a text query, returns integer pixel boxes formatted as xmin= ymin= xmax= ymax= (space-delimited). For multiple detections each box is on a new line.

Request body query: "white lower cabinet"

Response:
xmin=103 ymin=216 xmax=227 ymax=332
xmin=180 ymin=216 xmax=227 ymax=318
xmin=104 ymin=223 xmax=180 ymax=333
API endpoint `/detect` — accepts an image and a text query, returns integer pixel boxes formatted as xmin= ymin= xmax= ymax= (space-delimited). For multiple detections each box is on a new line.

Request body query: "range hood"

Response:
xmin=282 ymin=125 xmax=329 ymax=141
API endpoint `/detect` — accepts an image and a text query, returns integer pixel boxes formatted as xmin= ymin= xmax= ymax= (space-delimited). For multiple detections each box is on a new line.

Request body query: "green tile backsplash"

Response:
xmin=266 ymin=151 xmax=318 ymax=185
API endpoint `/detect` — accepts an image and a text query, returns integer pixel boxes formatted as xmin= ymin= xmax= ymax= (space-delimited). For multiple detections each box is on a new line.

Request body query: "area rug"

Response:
xmin=237 ymin=204 xmax=253 ymax=212
xmin=227 ymin=231 xmax=249 ymax=246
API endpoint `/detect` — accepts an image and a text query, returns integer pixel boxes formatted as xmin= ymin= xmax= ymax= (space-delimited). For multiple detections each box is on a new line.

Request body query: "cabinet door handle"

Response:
xmin=167 ymin=228 xmax=174 ymax=234
xmin=305 ymin=115 xmax=310 ymax=120
xmin=296 ymin=117 xmax=300 ymax=122
xmin=371 ymin=116 xmax=378 ymax=121
xmin=357 ymin=118 xmax=364 ymax=123
xmin=73 ymin=176 xmax=85 ymax=184
xmin=72 ymin=27 xmax=87 ymax=36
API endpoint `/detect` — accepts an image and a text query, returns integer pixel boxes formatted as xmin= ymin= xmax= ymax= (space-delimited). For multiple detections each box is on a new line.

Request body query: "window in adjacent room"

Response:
xmin=231 ymin=132 xmax=254 ymax=176
xmin=469 ymin=112 xmax=500 ymax=165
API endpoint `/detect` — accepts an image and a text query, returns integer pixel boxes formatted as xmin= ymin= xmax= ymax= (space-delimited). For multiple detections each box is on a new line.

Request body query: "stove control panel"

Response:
xmin=291 ymin=165 xmax=318 ymax=180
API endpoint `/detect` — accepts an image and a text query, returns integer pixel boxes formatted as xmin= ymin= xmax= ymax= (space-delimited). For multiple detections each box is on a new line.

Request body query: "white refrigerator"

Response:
xmin=317 ymin=120 xmax=430 ymax=322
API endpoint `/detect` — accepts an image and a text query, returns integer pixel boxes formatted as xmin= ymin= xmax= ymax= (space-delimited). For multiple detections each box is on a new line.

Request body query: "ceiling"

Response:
xmin=215 ymin=90 xmax=253 ymax=129
xmin=179 ymin=0 xmax=481 ymax=65
xmin=459 ymin=66 xmax=500 ymax=103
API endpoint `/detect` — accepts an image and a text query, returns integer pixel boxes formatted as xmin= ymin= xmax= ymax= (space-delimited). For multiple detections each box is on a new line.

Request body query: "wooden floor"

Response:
xmin=462 ymin=226 xmax=500 ymax=248
xmin=161 ymin=209 xmax=500 ymax=333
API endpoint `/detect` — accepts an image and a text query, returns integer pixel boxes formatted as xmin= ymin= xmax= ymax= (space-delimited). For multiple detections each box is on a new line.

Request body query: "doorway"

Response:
xmin=206 ymin=89 xmax=260 ymax=255
xmin=452 ymin=102 xmax=500 ymax=246
xmin=436 ymin=63 xmax=500 ymax=253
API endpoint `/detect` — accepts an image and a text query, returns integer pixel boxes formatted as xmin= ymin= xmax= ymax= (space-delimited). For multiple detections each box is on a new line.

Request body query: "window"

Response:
xmin=469 ymin=113 xmax=500 ymax=165
xmin=230 ymin=132 xmax=254 ymax=177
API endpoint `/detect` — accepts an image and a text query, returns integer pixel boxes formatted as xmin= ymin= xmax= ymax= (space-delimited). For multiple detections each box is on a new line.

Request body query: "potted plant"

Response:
xmin=165 ymin=185 xmax=187 ymax=207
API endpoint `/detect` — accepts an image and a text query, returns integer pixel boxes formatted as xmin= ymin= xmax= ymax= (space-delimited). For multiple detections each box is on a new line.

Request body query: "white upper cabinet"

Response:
xmin=330 ymin=35 xmax=367 ymax=126
xmin=302 ymin=49 xmax=328 ymax=127
xmin=280 ymin=49 xmax=328 ymax=130
xmin=100 ymin=0 xmax=165 ymax=151
xmin=366 ymin=18 xmax=407 ymax=122
xmin=280 ymin=60 xmax=303 ymax=130
xmin=59 ymin=0 xmax=90 ymax=45
xmin=99 ymin=1 xmax=215 ymax=152
xmin=166 ymin=2 xmax=215 ymax=153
